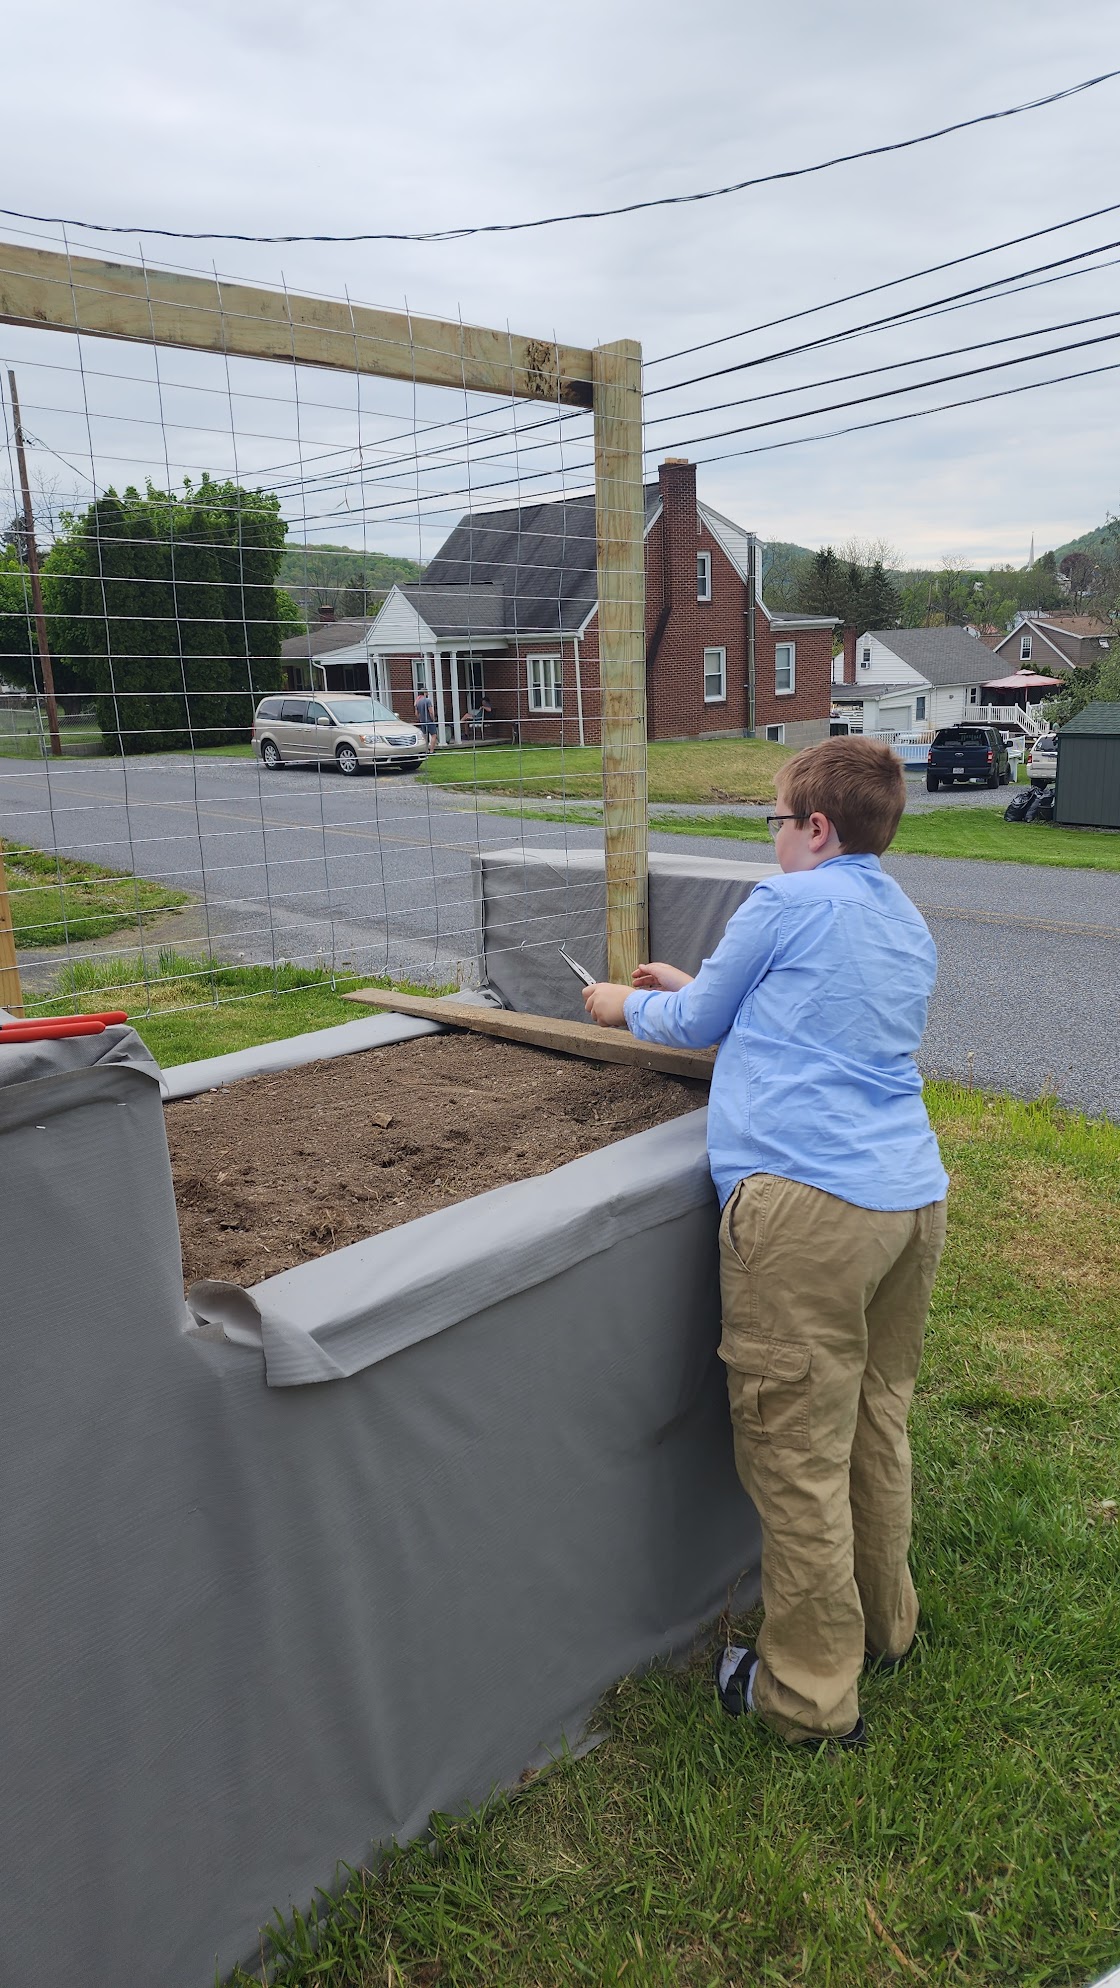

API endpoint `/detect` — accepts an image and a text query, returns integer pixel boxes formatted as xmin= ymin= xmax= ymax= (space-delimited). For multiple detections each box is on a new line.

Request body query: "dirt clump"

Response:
xmin=165 ymin=1031 xmax=705 ymax=1288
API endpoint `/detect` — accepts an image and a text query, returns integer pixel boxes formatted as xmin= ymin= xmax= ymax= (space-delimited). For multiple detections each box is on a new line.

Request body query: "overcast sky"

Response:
xmin=3 ymin=0 xmax=1118 ymax=568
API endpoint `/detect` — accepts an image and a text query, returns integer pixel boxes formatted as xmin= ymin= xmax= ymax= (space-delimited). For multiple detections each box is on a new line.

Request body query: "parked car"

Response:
xmin=252 ymin=694 xmax=425 ymax=775
xmin=925 ymin=724 xmax=1011 ymax=792
xmin=1026 ymin=733 xmax=1059 ymax=788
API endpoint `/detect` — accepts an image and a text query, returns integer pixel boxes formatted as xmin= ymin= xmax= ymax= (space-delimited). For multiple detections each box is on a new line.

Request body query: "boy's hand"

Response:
xmin=632 ymin=962 xmax=694 ymax=993
xmin=582 ymin=981 xmax=632 ymax=1028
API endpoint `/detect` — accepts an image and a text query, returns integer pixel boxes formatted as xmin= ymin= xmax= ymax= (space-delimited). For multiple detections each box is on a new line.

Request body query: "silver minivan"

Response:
xmin=252 ymin=694 xmax=425 ymax=775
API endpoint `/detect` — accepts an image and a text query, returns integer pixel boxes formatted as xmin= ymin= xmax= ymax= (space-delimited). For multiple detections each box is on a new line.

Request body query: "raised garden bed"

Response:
xmin=165 ymin=1031 xmax=706 ymax=1287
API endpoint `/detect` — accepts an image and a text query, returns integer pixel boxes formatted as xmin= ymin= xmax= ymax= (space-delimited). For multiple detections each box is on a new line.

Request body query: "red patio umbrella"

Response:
xmin=980 ymin=670 xmax=1064 ymax=692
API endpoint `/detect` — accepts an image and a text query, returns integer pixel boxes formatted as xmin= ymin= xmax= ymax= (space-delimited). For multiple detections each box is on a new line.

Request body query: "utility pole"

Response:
xmin=7 ymin=369 xmax=61 ymax=757
xmin=745 ymin=532 xmax=758 ymax=738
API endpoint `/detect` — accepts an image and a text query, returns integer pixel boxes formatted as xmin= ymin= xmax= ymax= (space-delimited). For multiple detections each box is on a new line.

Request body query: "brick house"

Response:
xmin=290 ymin=459 xmax=835 ymax=747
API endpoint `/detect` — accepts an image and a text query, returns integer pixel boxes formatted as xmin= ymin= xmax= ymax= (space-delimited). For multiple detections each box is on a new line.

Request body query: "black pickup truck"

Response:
xmin=925 ymin=724 xmax=1011 ymax=792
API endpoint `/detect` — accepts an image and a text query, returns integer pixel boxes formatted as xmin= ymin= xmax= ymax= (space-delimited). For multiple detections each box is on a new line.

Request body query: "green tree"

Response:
xmin=0 ymin=545 xmax=98 ymax=698
xmin=50 ymin=477 xmax=287 ymax=753
xmin=800 ymin=546 xmax=901 ymax=629
xmin=1044 ymin=641 xmax=1120 ymax=729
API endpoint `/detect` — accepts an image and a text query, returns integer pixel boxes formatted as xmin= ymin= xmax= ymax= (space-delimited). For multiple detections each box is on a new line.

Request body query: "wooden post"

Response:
xmin=0 ymin=841 xmax=25 ymax=1015
xmin=7 ymin=370 xmax=62 ymax=758
xmin=593 ymin=338 xmax=648 ymax=984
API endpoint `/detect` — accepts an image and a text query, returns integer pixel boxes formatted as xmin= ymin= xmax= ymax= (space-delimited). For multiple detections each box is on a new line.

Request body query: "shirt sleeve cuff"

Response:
xmin=624 ymin=989 xmax=653 ymax=1038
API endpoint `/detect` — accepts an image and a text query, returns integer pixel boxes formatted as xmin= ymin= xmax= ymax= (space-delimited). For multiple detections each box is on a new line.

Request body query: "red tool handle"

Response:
xmin=0 ymin=1018 xmax=108 ymax=1041
xmin=0 ymin=1009 xmax=128 ymax=1035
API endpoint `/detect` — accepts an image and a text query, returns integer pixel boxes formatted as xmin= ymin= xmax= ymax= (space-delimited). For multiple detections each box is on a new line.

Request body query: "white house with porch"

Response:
xmin=832 ymin=626 xmax=1056 ymax=746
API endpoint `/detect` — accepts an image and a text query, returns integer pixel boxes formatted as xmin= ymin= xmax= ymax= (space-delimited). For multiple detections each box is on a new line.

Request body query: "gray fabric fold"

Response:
xmin=472 ymin=844 xmax=777 ymax=1019
xmin=186 ymin=1109 xmax=715 ymax=1385
xmin=160 ymin=1010 xmax=444 ymax=1099
xmin=1 ymin=1014 xmax=760 ymax=1988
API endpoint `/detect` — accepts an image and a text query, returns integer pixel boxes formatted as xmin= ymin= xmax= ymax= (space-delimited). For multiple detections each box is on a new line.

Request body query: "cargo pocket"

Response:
xmin=724 ymin=1336 xmax=812 ymax=1452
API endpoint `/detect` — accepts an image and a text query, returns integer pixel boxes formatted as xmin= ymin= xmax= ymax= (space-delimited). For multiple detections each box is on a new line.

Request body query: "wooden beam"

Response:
xmin=0 ymin=241 xmax=595 ymax=408
xmin=342 ymin=989 xmax=714 ymax=1083
xmin=0 ymin=842 xmax=25 ymax=1016
xmin=593 ymin=338 xmax=648 ymax=984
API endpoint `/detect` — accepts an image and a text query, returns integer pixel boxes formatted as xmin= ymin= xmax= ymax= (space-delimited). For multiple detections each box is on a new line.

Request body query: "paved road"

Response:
xmin=4 ymin=755 xmax=1118 ymax=1118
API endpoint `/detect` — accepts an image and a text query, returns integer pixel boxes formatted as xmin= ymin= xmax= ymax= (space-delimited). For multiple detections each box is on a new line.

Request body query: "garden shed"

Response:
xmin=1054 ymin=701 xmax=1120 ymax=829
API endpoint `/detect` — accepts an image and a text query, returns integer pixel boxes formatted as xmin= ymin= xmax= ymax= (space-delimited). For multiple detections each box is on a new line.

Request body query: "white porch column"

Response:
xmin=572 ymin=634 xmax=585 ymax=748
xmin=366 ymin=649 xmax=384 ymax=705
xmin=431 ymin=649 xmax=449 ymax=744
xmin=449 ymin=648 xmax=463 ymax=743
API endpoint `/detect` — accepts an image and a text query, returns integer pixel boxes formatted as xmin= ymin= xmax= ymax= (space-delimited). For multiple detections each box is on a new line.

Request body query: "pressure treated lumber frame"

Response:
xmin=0 ymin=240 xmax=648 ymax=985
xmin=343 ymin=989 xmax=713 ymax=1081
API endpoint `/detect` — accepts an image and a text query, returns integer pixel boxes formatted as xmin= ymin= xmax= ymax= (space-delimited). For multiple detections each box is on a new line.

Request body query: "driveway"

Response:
xmin=4 ymin=755 xmax=1117 ymax=1120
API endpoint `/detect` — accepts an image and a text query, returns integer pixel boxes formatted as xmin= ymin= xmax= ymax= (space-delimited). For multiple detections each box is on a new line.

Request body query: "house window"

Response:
xmin=915 ymin=695 xmax=927 ymax=721
xmin=968 ymin=686 xmax=979 ymax=704
xmin=527 ymin=654 xmax=562 ymax=712
xmin=411 ymin=658 xmax=429 ymax=696
xmin=775 ymin=642 xmax=795 ymax=695
xmin=1020 ymin=633 xmax=1033 ymax=661
xmin=696 ymin=552 xmax=712 ymax=602
xmin=703 ymin=647 xmax=726 ymax=702
xmin=765 ymin=724 xmax=785 ymax=744
xmin=862 ymin=646 xmax=872 ymax=666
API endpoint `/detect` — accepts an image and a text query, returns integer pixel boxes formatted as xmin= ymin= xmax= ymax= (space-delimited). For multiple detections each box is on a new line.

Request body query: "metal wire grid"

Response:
xmin=0 ymin=239 xmax=642 ymax=1018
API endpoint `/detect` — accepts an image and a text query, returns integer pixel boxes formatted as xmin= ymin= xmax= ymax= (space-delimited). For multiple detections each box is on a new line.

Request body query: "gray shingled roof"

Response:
xmin=865 ymin=626 xmax=1001 ymax=686
xmin=280 ymin=617 xmax=371 ymax=660
xmin=417 ymin=485 xmax=662 ymax=635
xmin=1061 ymin=700 xmax=1120 ymax=736
xmin=397 ymin=584 xmax=505 ymax=639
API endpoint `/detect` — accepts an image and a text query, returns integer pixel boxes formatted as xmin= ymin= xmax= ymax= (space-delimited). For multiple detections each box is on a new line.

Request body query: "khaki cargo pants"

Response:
xmin=719 ymin=1173 xmax=947 ymax=1742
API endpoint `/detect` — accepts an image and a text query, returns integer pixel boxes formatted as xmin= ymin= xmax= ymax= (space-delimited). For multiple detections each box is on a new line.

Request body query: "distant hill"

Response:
xmin=761 ymin=539 xmax=815 ymax=567
xmin=1052 ymin=518 xmax=1119 ymax=561
xmin=279 ymin=542 xmax=422 ymax=609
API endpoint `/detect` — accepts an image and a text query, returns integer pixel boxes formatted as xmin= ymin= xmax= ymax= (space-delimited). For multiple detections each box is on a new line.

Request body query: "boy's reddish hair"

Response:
xmin=778 ymin=736 xmax=905 ymax=855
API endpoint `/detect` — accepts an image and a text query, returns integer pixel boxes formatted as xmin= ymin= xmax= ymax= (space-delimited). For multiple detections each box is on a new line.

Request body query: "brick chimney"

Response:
xmin=317 ymin=602 xmax=336 ymax=624
xmin=657 ymin=458 xmax=699 ymax=615
xmin=841 ymin=625 xmax=857 ymax=684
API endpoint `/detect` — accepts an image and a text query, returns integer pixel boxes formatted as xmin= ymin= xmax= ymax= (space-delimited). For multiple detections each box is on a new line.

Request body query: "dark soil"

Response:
xmin=165 ymin=1032 xmax=705 ymax=1288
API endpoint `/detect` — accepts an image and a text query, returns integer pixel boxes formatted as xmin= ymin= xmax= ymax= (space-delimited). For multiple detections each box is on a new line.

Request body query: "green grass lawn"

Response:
xmin=419 ymin=738 xmax=793 ymax=804
xmin=646 ymin=808 xmax=1120 ymax=870
xmin=223 ymin=1081 xmax=1120 ymax=1988
xmin=30 ymin=950 xmax=452 ymax=1065
xmin=0 ymin=723 xmax=104 ymax=759
xmin=2 ymin=840 xmax=191 ymax=948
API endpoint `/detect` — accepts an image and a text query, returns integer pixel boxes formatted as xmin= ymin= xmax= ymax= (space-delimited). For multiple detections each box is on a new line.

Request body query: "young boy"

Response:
xmin=583 ymin=737 xmax=948 ymax=1749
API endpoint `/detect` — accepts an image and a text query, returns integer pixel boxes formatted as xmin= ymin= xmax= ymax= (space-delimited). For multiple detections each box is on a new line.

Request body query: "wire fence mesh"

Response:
xmin=0 ymin=232 xmax=645 ymax=1025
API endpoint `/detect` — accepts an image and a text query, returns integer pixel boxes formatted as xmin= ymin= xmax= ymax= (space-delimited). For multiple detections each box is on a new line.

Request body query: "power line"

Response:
xmin=646 ymin=234 xmax=1120 ymax=395
xmin=646 ymin=200 xmax=1120 ymax=366
xmin=642 ymin=306 xmax=1120 ymax=432
xmin=651 ymin=325 xmax=1120 ymax=452
xmin=678 ymin=355 xmax=1120 ymax=470
xmin=2 ymin=71 xmax=1117 ymax=243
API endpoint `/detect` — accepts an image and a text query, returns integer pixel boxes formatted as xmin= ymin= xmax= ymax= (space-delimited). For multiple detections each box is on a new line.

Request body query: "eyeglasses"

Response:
xmin=765 ymin=814 xmax=807 ymax=841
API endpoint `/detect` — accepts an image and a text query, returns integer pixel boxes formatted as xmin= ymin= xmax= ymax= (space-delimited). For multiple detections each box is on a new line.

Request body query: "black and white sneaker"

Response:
xmin=714 ymin=1643 xmax=866 ymax=1749
xmin=714 ymin=1642 xmax=758 ymax=1717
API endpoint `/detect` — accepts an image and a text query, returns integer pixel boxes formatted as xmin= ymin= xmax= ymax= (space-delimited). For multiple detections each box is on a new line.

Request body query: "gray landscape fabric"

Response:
xmin=472 ymin=844 xmax=777 ymax=1018
xmin=1 ymin=1023 xmax=760 ymax=1987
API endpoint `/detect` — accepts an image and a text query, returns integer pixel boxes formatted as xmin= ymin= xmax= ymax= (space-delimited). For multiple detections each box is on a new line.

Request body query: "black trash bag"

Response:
xmin=1033 ymin=785 xmax=1055 ymax=821
xmin=1022 ymin=788 xmax=1048 ymax=822
xmin=1004 ymin=788 xmax=1034 ymax=822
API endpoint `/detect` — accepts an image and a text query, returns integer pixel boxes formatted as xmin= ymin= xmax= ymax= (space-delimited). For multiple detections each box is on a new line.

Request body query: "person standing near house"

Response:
xmin=582 ymin=737 xmax=949 ymax=1749
xmin=414 ymin=685 xmax=438 ymax=751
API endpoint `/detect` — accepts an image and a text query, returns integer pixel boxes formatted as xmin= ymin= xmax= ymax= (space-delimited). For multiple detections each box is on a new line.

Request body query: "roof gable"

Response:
xmin=863 ymin=626 xmax=1001 ymax=686
xmin=418 ymin=484 xmax=661 ymax=635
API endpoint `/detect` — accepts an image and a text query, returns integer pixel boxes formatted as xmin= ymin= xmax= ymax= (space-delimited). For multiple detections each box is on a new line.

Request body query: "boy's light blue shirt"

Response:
xmin=624 ymin=853 xmax=949 ymax=1212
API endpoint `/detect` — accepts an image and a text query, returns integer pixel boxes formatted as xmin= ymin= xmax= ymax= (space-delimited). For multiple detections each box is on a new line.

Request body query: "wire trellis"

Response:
xmin=0 ymin=236 xmax=640 ymax=1027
